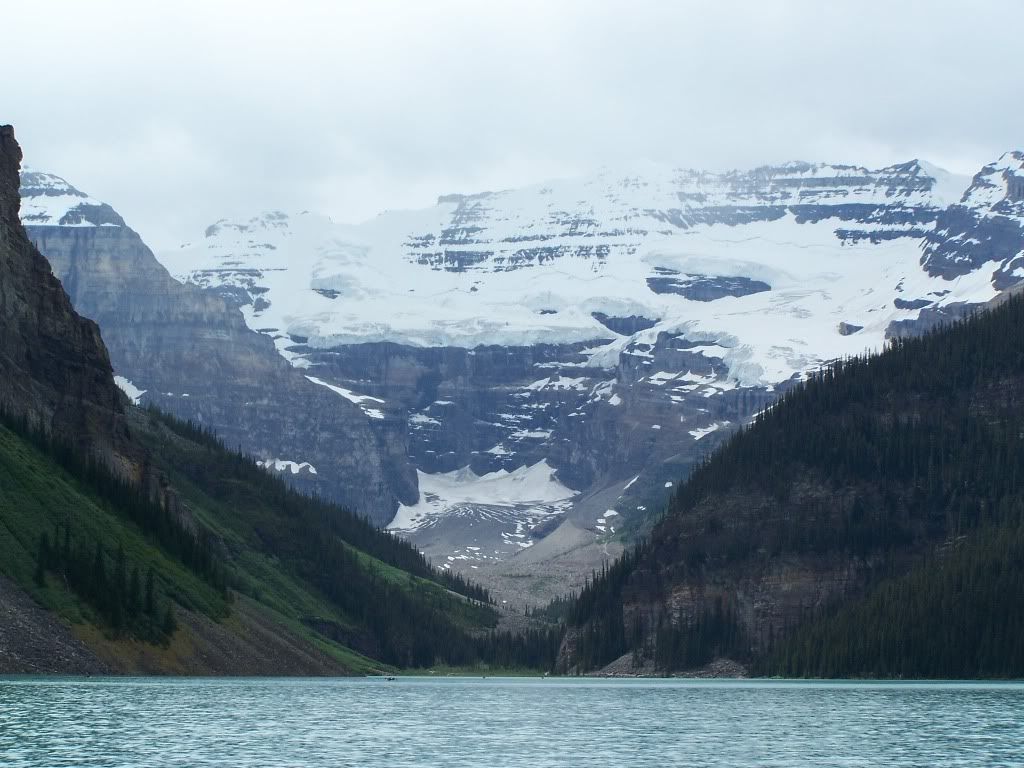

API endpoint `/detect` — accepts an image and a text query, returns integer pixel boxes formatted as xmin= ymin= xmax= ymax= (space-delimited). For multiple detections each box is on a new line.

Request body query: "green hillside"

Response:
xmin=0 ymin=405 xmax=514 ymax=673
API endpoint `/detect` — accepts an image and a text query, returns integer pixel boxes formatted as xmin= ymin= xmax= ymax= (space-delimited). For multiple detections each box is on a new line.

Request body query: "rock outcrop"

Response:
xmin=0 ymin=125 xmax=125 ymax=459
xmin=24 ymin=173 xmax=415 ymax=523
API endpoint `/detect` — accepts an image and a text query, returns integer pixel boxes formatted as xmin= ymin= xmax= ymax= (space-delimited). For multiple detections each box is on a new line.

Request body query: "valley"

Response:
xmin=9 ymin=119 xmax=1024 ymax=672
xmin=7 ymin=4 xmax=1024 ymax=765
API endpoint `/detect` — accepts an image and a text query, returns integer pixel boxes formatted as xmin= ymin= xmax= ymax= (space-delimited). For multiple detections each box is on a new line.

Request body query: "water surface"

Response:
xmin=2 ymin=677 xmax=1022 ymax=767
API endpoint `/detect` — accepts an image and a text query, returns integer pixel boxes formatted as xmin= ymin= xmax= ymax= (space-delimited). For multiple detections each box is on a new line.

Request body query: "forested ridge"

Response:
xmin=563 ymin=293 xmax=1024 ymax=677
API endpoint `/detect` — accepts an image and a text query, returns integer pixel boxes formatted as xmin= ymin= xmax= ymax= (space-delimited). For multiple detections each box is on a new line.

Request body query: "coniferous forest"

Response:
xmin=562 ymin=293 xmax=1024 ymax=677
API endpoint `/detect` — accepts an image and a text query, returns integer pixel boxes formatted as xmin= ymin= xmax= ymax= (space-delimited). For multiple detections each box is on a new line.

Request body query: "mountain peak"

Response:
xmin=17 ymin=167 xmax=124 ymax=228
xmin=959 ymin=151 xmax=1024 ymax=210
xmin=20 ymin=168 xmax=88 ymax=198
xmin=0 ymin=125 xmax=24 ymax=229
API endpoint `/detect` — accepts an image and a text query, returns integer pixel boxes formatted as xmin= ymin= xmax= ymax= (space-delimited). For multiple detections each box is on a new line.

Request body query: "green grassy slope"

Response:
xmin=0 ymin=424 xmax=226 ymax=629
xmin=0 ymin=407 xmax=502 ymax=673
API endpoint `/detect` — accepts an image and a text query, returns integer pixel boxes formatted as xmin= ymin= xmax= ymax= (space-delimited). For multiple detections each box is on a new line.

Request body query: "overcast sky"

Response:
xmin=5 ymin=0 xmax=1023 ymax=250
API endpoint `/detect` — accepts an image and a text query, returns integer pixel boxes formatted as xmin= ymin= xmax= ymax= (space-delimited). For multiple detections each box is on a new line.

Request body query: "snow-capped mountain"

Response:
xmin=19 ymin=169 xmax=125 ymax=227
xmin=167 ymin=159 xmax=976 ymax=379
xmin=152 ymin=155 xmax=1023 ymax=594
xmin=922 ymin=152 xmax=1024 ymax=286
xmin=20 ymin=171 xmax=417 ymax=525
xmin=23 ymin=154 xmax=1023 ymax=601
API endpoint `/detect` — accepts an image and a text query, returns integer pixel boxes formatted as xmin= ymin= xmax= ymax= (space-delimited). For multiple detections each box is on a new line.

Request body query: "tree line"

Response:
xmin=1 ymin=404 xmax=226 ymax=594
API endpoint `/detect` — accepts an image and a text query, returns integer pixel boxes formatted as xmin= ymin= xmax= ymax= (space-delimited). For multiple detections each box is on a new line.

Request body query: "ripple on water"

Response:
xmin=1 ymin=678 xmax=1023 ymax=767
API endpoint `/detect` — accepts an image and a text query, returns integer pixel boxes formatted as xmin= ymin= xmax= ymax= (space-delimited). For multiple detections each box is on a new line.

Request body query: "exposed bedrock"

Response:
xmin=28 ymin=223 xmax=416 ymax=524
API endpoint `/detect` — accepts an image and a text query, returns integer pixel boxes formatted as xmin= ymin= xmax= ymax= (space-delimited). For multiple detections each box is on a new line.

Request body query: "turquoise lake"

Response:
xmin=2 ymin=677 xmax=1022 ymax=766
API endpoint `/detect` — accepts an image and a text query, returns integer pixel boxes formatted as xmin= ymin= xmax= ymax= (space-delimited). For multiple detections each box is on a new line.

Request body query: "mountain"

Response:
xmin=21 ymin=170 xmax=415 ymax=523
xmin=0 ymin=129 xmax=125 ymax=459
xmin=146 ymin=155 xmax=1023 ymax=603
xmin=558 ymin=291 xmax=1024 ymax=678
xmin=0 ymin=124 xmax=533 ymax=674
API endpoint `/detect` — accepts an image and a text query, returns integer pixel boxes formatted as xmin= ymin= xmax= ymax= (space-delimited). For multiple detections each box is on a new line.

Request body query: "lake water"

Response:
xmin=1 ymin=677 xmax=1022 ymax=767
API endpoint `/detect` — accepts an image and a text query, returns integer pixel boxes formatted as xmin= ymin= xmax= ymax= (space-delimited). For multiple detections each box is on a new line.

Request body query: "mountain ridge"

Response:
xmin=22 ymin=150 xmax=1024 ymax=605
xmin=22 ymin=171 xmax=416 ymax=524
xmin=156 ymin=152 xmax=1020 ymax=601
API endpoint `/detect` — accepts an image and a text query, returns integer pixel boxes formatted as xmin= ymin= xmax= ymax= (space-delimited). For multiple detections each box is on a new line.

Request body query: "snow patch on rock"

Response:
xmin=114 ymin=375 xmax=146 ymax=405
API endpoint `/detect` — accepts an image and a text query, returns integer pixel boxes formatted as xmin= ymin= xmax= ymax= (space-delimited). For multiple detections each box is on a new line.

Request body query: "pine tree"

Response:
xmin=128 ymin=567 xmax=141 ymax=618
xmin=34 ymin=532 xmax=49 ymax=587
xmin=145 ymin=568 xmax=155 ymax=616
xmin=91 ymin=542 xmax=107 ymax=602
xmin=115 ymin=546 xmax=127 ymax=597
xmin=162 ymin=605 xmax=177 ymax=638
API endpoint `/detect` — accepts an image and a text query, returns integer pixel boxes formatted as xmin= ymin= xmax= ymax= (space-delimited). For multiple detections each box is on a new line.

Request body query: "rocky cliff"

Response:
xmin=23 ymin=171 xmax=415 ymax=523
xmin=0 ymin=126 xmax=124 ymax=460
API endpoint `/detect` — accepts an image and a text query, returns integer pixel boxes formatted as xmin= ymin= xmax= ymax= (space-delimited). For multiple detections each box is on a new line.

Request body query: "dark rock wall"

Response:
xmin=0 ymin=125 xmax=125 ymax=459
xmin=27 ymin=223 xmax=416 ymax=524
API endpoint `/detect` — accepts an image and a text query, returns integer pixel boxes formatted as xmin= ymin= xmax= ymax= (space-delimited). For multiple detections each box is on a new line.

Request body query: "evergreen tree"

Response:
xmin=34 ymin=532 xmax=49 ymax=587
xmin=145 ymin=568 xmax=155 ymax=616
xmin=114 ymin=545 xmax=127 ymax=613
xmin=128 ymin=567 xmax=141 ymax=618
xmin=162 ymin=605 xmax=177 ymax=638
xmin=91 ymin=542 xmax=107 ymax=604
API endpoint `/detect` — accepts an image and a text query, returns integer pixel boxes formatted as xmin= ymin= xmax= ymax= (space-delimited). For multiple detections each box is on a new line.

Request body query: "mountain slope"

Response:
xmin=151 ymin=156 xmax=1021 ymax=603
xmin=766 ymin=520 xmax=1024 ymax=678
xmin=0 ymin=124 xmax=510 ymax=674
xmin=22 ymin=170 xmax=415 ymax=524
xmin=559 ymin=290 xmax=1024 ymax=677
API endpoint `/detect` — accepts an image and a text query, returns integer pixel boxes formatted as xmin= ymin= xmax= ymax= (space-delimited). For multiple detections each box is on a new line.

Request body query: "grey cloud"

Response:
xmin=3 ymin=0 xmax=1022 ymax=250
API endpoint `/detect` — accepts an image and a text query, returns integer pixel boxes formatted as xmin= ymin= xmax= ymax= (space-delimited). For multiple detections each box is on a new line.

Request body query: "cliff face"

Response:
xmin=0 ymin=126 xmax=124 ymax=456
xmin=25 ymin=185 xmax=415 ymax=524
xmin=306 ymin=337 xmax=777 ymax=568
xmin=617 ymin=480 xmax=894 ymax=659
